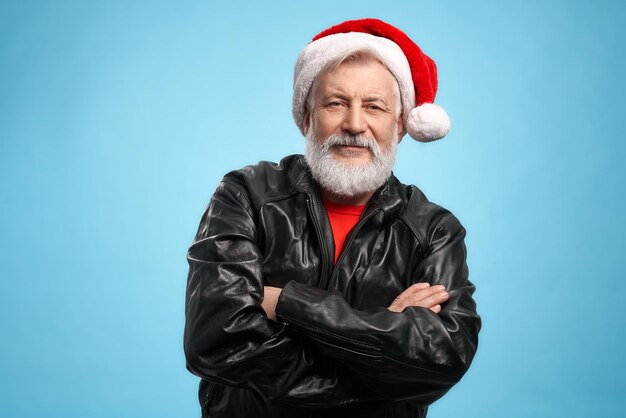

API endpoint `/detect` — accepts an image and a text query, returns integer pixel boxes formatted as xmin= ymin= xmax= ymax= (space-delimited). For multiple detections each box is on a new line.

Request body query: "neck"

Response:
xmin=320 ymin=188 xmax=373 ymax=206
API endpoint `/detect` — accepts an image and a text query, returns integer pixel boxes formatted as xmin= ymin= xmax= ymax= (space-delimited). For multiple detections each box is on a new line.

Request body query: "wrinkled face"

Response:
xmin=303 ymin=60 xmax=403 ymax=197
xmin=303 ymin=59 xmax=403 ymax=166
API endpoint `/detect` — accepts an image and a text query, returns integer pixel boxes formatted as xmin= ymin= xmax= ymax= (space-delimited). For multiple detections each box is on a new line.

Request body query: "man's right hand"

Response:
xmin=387 ymin=283 xmax=449 ymax=314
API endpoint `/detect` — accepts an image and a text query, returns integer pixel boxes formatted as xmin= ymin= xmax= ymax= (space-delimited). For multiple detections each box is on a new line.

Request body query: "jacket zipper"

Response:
xmin=306 ymin=196 xmax=331 ymax=289
xmin=328 ymin=207 xmax=382 ymax=289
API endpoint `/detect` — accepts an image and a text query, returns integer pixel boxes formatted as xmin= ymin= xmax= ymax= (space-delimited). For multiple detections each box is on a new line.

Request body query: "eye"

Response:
xmin=327 ymin=101 xmax=343 ymax=108
xmin=366 ymin=104 xmax=383 ymax=111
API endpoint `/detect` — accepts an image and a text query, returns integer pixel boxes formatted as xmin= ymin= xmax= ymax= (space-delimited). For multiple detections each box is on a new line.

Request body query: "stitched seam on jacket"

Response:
xmin=382 ymin=352 xmax=459 ymax=378
xmin=398 ymin=216 xmax=425 ymax=257
xmin=259 ymin=192 xmax=303 ymax=208
xmin=221 ymin=179 xmax=254 ymax=216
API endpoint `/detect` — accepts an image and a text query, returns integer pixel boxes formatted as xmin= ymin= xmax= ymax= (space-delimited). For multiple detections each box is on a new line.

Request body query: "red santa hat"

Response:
xmin=293 ymin=18 xmax=450 ymax=142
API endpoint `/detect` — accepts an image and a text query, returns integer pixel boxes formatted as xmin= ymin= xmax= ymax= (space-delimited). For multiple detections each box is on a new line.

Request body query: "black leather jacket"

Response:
xmin=184 ymin=154 xmax=481 ymax=418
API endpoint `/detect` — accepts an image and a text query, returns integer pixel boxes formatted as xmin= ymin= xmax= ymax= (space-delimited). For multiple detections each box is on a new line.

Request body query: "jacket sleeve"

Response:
xmin=184 ymin=179 xmax=380 ymax=406
xmin=274 ymin=213 xmax=481 ymax=406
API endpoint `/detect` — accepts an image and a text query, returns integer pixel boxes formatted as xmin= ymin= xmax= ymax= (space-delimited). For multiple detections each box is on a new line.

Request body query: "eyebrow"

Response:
xmin=322 ymin=92 xmax=390 ymax=105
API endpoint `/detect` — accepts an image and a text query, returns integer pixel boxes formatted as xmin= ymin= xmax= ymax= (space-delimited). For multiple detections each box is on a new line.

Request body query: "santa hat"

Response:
xmin=293 ymin=18 xmax=450 ymax=142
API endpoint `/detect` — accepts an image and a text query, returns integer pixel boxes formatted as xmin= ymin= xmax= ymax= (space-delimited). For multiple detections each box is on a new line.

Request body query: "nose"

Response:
xmin=342 ymin=105 xmax=367 ymax=135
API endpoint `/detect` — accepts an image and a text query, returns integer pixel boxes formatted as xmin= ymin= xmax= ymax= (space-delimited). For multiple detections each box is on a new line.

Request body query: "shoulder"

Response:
xmin=397 ymin=183 xmax=466 ymax=249
xmin=219 ymin=154 xmax=307 ymax=207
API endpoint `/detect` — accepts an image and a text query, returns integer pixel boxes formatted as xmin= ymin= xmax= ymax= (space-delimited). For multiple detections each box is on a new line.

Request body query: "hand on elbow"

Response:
xmin=387 ymin=282 xmax=448 ymax=313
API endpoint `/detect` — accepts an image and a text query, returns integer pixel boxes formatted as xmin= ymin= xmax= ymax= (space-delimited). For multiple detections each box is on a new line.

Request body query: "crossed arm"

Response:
xmin=262 ymin=282 xmax=450 ymax=320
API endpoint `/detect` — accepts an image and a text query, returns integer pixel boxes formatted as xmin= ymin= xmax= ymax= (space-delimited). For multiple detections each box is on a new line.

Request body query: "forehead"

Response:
xmin=314 ymin=60 xmax=398 ymax=99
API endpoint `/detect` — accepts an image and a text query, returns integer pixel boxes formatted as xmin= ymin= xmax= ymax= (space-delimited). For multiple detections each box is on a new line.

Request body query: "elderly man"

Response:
xmin=184 ymin=18 xmax=481 ymax=418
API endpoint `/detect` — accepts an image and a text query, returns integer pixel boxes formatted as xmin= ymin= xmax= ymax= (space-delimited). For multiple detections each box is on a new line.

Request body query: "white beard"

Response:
xmin=304 ymin=127 xmax=398 ymax=197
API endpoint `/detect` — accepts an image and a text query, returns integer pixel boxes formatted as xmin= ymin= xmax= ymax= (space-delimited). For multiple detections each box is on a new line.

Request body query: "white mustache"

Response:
xmin=324 ymin=133 xmax=379 ymax=154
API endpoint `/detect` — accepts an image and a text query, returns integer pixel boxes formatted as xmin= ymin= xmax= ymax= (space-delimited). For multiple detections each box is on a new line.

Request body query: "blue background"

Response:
xmin=1 ymin=1 xmax=625 ymax=417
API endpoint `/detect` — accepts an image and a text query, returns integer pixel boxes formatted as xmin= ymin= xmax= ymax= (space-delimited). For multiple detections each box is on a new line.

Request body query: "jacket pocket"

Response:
xmin=306 ymin=328 xmax=383 ymax=361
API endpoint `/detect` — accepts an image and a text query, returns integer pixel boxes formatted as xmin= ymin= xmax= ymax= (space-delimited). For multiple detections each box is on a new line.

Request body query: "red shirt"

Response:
xmin=323 ymin=199 xmax=366 ymax=264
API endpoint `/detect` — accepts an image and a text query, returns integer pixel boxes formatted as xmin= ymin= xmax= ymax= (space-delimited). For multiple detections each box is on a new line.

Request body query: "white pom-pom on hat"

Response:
xmin=406 ymin=103 xmax=451 ymax=142
xmin=294 ymin=18 xmax=451 ymax=143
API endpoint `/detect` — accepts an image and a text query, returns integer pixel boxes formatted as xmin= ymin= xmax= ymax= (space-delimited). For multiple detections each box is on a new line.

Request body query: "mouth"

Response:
xmin=331 ymin=144 xmax=372 ymax=159
xmin=334 ymin=145 xmax=369 ymax=152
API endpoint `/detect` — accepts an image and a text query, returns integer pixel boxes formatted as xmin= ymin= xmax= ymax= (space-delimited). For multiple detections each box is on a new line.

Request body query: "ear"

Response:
xmin=303 ymin=108 xmax=311 ymax=135
xmin=396 ymin=117 xmax=405 ymax=144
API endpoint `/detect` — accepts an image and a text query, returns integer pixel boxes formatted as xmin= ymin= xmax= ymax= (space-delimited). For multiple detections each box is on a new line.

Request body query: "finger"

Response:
xmin=405 ymin=282 xmax=431 ymax=292
xmin=429 ymin=304 xmax=441 ymax=313
xmin=414 ymin=290 xmax=449 ymax=309
xmin=405 ymin=285 xmax=446 ymax=304
xmin=395 ymin=283 xmax=430 ymax=300
xmin=388 ymin=283 xmax=430 ymax=311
